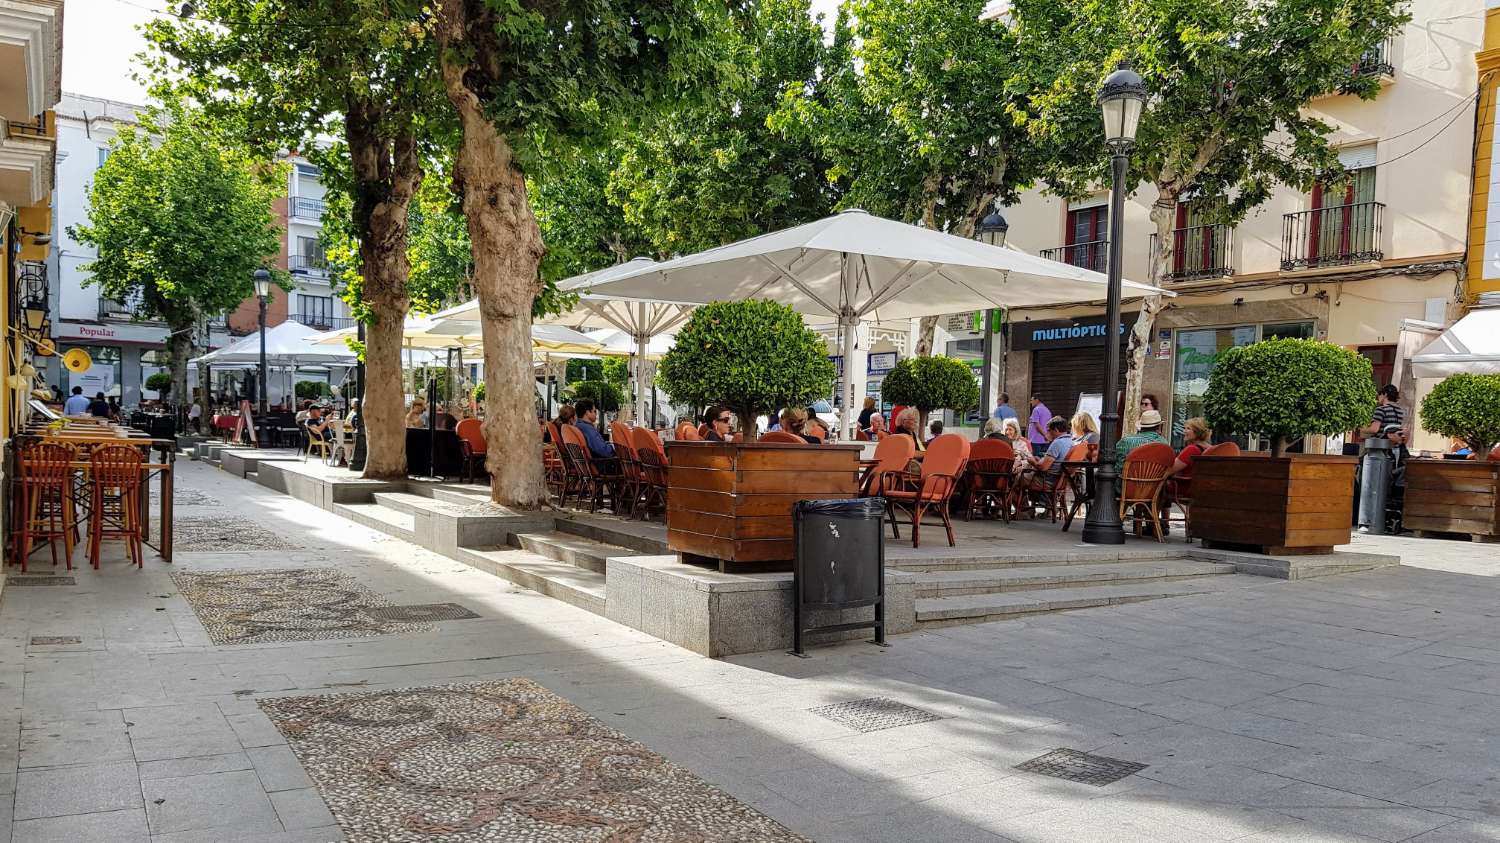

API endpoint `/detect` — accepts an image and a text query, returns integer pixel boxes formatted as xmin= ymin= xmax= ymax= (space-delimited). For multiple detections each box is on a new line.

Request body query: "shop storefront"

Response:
xmin=1004 ymin=314 xmax=1132 ymax=426
xmin=1169 ymin=321 xmax=1314 ymax=446
xmin=50 ymin=320 xmax=168 ymax=407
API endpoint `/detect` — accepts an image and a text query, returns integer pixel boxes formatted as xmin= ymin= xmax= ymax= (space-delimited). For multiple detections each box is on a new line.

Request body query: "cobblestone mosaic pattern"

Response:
xmin=259 ymin=679 xmax=810 ymax=842
xmin=808 ymin=697 xmax=942 ymax=733
xmin=152 ymin=486 xmax=221 ymax=507
xmin=1015 ymin=748 xmax=1148 ymax=786
xmin=171 ymin=568 xmax=434 ymax=645
xmin=171 ymin=516 xmax=301 ymax=551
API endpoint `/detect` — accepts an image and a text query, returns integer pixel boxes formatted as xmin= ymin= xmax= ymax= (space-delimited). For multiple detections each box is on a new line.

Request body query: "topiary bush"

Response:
xmin=145 ymin=371 xmax=173 ymax=399
xmin=471 ymin=381 xmax=485 ymax=403
xmin=1420 ymin=373 xmax=1500 ymax=460
xmin=1203 ymin=338 xmax=1375 ymax=456
xmin=657 ymin=299 xmax=835 ymax=442
xmin=571 ymin=379 xmax=623 ymax=414
xmin=879 ymin=355 xmax=980 ymax=431
xmin=294 ymin=380 xmax=329 ymax=400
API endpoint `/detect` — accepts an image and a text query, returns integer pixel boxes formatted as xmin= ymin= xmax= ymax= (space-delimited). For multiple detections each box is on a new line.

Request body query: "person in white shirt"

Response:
xmin=63 ymin=386 xmax=91 ymax=416
xmin=188 ymin=399 xmax=203 ymax=433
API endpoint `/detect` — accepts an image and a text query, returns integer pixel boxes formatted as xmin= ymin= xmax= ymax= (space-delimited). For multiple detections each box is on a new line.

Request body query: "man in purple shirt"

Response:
xmin=1027 ymin=396 xmax=1051 ymax=450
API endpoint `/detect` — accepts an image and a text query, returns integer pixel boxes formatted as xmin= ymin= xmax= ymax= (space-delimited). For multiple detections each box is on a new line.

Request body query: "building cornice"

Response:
xmin=0 ymin=125 xmax=53 ymax=204
xmin=0 ymin=0 xmax=63 ymax=121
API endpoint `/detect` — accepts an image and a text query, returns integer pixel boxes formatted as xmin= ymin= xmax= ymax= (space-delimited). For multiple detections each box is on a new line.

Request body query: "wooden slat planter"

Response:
xmin=1402 ymin=459 xmax=1500 ymax=542
xmin=1189 ymin=454 xmax=1356 ymax=555
xmin=665 ymin=441 xmax=861 ymax=572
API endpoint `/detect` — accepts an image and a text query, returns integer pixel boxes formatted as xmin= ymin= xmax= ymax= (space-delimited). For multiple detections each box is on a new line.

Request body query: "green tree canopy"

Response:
xmin=1420 ymin=374 xmax=1500 ymax=460
xmin=145 ymin=372 xmax=174 ymax=399
xmin=571 ymin=380 xmax=625 ymax=414
xmin=879 ymin=356 xmax=981 ymax=429
xmin=657 ymin=300 xmax=835 ymax=442
xmin=69 ymin=100 xmax=284 ymax=409
xmin=1203 ymin=338 xmax=1375 ymax=455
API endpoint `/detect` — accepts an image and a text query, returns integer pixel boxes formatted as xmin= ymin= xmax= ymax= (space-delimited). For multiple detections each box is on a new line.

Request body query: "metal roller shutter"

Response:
xmin=1029 ymin=346 xmax=1128 ymax=423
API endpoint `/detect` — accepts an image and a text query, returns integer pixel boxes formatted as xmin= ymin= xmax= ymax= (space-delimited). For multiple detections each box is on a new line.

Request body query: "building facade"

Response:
xmin=995 ymin=2 xmax=1481 ymax=453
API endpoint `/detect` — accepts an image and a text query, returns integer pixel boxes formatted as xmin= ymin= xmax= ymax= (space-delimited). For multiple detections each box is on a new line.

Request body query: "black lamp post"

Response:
xmin=254 ymin=269 xmax=271 ymax=417
xmin=975 ymin=209 xmax=1009 ymax=418
xmin=1082 ymin=60 xmax=1148 ymax=546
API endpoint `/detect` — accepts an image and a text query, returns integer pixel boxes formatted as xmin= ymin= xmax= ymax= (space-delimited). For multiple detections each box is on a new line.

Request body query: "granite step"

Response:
xmin=452 ymin=546 xmax=607 ymax=616
xmin=370 ymin=491 xmax=446 ymax=516
xmin=915 ymin=559 xmax=1234 ymax=597
xmin=511 ymin=531 xmax=641 ymax=575
xmin=914 ymin=574 xmax=1264 ymax=627
xmin=889 ymin=546 xmax=1188 ymax=573
xmin=554 ymin=517 xmax=670 ymax=556
xmin=332 ymin=501 xmax=416 ymax=541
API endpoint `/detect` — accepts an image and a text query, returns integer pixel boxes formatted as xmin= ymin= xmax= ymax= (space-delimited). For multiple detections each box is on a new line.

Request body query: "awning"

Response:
xmin=1411 ymin=308 xmax=1500 ymax=378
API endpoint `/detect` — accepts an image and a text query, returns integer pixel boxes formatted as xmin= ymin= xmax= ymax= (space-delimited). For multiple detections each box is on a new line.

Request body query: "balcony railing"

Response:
xmin=1039 ymin=239 xmax=1108 ymax=273
xmin=290 ymin=313 xmax=357 ymax=332
xmin=1355 ymin=38 xmax=1395 ymax=78
xmin=290 ymin=196 xmax=326 ymax=220
xmin=1150 ymin=224 xmax=1234 ymax=283
xmin=1280 ymin=202 xmax=1384 ymax=272
xmin=99 ymin=294 xmax=144 ymax=320
xmin=289 ymin=253 xmax=328 ymax=274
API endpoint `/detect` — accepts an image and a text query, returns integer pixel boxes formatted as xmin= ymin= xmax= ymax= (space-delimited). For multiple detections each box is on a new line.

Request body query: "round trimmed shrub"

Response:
xmin=879 ymin=355 xmax=980 ymax=430
xmin=571 ymin=379 xmax=623 ymax=413
xmin=1203 ymin=338 xmax=1375 ymax=456
xmin=1420 ymin=373 xmax=1500 ymax=460
xmin=145 ymin=372 xmax=173 ymax=398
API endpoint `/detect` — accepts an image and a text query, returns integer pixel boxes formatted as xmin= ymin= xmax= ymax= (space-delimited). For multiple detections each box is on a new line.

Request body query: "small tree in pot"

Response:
xmin=1203 ymin=338 xmax=1375 ymax=456
xmin=880 ymin=356 xmax=980 ymax=432
xmin=1420 ymin=373 xmax=1500 ymax=460
xmin=571 ymin=380 xmax=624 ymax=415
xmin=145 ymin=372 xmax=173 ymax=401
xmin=657 ymin=300 xmax=834 ymax=443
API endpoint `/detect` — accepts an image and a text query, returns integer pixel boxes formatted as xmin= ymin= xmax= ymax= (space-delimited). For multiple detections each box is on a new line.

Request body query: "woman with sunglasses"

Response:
xmin=703 ymin=406 xmax=733 ymax=441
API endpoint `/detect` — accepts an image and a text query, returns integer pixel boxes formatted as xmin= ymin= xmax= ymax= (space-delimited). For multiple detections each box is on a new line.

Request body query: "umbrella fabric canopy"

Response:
xmin=189 ymin=320 xmax=357 ymax=366
xmin=1411 ymin=307 xmax=1500 ymax=378
xmin=576 ymin=209 xmax=1172 ymax=435
xmin=583 ymin=328 xmax=675 ymax=359
xmin=309 ymin=318 xmax=602 ymax=356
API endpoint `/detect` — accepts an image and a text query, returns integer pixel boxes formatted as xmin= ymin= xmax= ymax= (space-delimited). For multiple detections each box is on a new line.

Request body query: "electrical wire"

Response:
xmin=106 ymin=0 xmax=363 ymax=30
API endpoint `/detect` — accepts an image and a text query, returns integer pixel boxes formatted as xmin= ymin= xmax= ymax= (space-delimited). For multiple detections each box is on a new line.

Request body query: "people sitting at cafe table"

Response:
xmin=1115 ymin=409 xmax=1169 ymax=474
xmin=573 ymin=398 xmax=615 ymax=460
xmin=1001 ymin=417 xmax=1033 ymax=482
xmin=703 ymin=405 xmax=732 ymax=441
xmin=405 ymin=398 xmax=428 ymax=429
xmin=864 ymin=412 xmax=886 ymax=440
xmin=1022 ymin=417 xmax=1073 ymax=490
xmin=927 ymin=419 xmax=944 ymax=444
xmin=1172 ymin=416 xmax=1211 ymax=479
xmin=779 ymin=408 xmax=819 ymax=444
xmin=893 ymin=407 xmax=925 ymax=453
xmin=804 ymin=408 xmax=829 ymax=442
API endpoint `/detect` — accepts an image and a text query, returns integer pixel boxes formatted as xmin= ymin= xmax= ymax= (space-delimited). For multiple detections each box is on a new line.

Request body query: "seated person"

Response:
xmin=779 ymin=408 xmax=819 ymax=444
xmin=1114 ymin=409 xmax=1169 ymax=474
xmin=1172 ymin=417 xmax=1211 ymax=478
xmin=573 ymin=399 xmax=615 ymax=460
xmin=1445 ymin=437 xmax=1473 ymax=459
xmin=893 ymin=408 xmax=925 ymax=452
xmin=1003 ymin=417 xmax=1033 ymax=482
xmin=927 ymin=419 xmax=944 ymax=443
xmin=1021 ymin=417 xmax=1074 ymax=493
xmin=703 ymin=405 xmax=732 ymax=441
xmin=981 ymin=418 xmax=1006 ymax=440
xmin=804 ymin=407 xmax=829 ymax=442
xmin=404 ymin=398 xmax=428 ymax=429
xmin=864 ymin=412 xmax=886 ymax=440
xmin=304 ymin=406 xmax=331 ymax=445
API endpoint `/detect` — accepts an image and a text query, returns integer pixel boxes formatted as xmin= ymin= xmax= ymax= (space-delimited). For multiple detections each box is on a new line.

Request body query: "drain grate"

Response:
xmin=1015 ymin=748 xmax=1148 ymax=786
xmin=362 ymin=603 xmax=481 ymax=622
xmin=30 ymin=636 xmax=82 ymax=645
xmin=6 ymin=576 xmax=76 ymax=587
xmin=808 ymin=697 xmax=942 ymax=733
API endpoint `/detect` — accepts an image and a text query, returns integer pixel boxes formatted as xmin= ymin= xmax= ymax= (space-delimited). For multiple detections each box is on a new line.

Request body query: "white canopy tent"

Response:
xmin=190 ymin=320 xmax=359 ymax=367
xmin=573 ymin=208 xmax=1171 ymax=436
xmin=1411 ymin=306 xmax=1500 ymax=378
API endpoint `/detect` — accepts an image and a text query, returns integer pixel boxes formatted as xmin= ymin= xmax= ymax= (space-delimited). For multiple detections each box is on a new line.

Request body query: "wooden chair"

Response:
xmin=630 ymin=426 xmax=669 ymax=520
xmin=1120 ymin=442 xmax=1176 ymax=542
xmin=862 ymin=434 xmax=915 ymax=497
xmin=454 ymin=418 xmax=488 ymax=484
xmin=1057 ymin=441 xmax=1094 ymax=530
xmin=610 ymin=420 xmax=640 ymax=516
xmin=88 ymin=445 xmax=145 ymax=569
xmin=883 ymin=433 xmax=970 ymax=548
xmin=16 ymin=442 xmax=77 ymax=572
xmin=560 ymin=424 xmax=622 ymax=513
xmin=964 ymin=438 xmax=1015 ymax=522
xmin=544 ymin=421 xmax=571 ymax=503
xmin=759 ymin=430 xmax=807 ymax=444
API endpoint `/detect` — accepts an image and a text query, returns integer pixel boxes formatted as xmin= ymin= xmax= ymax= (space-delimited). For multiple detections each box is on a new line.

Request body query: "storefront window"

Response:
xmin=141 ymin=349 xmax=171 ymax=400
xmin=1170 ymin=321 xmax=1315 ymax=447
xmin=61 ymin=344 xmax=122 ymax=399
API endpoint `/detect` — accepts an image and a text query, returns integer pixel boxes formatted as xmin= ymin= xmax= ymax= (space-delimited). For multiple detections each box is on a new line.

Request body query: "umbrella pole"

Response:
xmin=635 ymin=332 xmax=649 ymax=425
xmin=545 ymin=353 xmax=554 ymax=419
xmin=840 ymin=315 xmax=859 ymax=440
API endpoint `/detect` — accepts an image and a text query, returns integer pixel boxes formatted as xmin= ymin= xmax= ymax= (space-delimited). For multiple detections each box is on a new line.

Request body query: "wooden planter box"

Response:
xmin=665 ymin=441 xmax=861 ymax=572
xmin=1403 ymin=459 xmax=1500 ymax=542
xmin=1189 ymin=454 xmax=1356 ymax=555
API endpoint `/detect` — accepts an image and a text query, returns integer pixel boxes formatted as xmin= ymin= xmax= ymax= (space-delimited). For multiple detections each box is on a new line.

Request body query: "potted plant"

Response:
xmin=1405 ymin=373 xmax=1500 ymax=541
xmin=656 ymin=299 xmax=846 ymax=570
xmin=570 ymin=380 xmax=624 ymax=415
xmin=879 ymin=355 xmax=981 ymax=432
xmin=145 ymin=372 xmax=174 ymax=401
xmin=1192 ymin=338 xmax=1375 ymax=554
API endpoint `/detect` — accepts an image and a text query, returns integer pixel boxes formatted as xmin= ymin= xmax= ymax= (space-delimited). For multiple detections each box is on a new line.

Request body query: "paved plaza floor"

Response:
xmin=2 ymin=459 xmax=1499 ymax=842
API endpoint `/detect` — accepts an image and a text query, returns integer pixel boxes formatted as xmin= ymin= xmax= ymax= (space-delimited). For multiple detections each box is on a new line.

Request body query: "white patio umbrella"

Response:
xmin=1411 ymin=306 xmax=1500 ymax=378
xmin=189 ymin=320 xmax=358 ymax=367
xmin=573 ymin=208 xmax=1172 ymax=436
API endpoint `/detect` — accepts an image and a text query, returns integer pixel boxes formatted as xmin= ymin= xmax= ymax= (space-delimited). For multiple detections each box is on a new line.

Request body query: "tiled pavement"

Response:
xmin=1 ymin=460 xmax=1499 ymax=841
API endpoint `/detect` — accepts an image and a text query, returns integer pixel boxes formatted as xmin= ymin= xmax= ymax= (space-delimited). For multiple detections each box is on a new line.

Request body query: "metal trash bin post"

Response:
xmin=792 ymin=498 xmax=889 ymax=657
xmin=1357 ymin=437 xmax=1395 ymax=535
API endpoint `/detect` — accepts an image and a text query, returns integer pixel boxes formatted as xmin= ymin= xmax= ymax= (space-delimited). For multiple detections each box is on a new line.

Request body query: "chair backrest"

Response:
xmin=676 ymin=421 xmax=701 ymax=441
xmin=759 ymin=430 xmax=806 ymax=444
xmin=697 ymin=423 xmax=711 ymax=439
xmin=1064 ymin=441 xmax=1090 ymax=462
xmin=921 ymin=433 xmax=970 ymax=479
xmin=1491 ymin=443 xmax=1500 ymax=461
xmin=562 ymin=441 xmax=597 ymax=478
xmin=1121 ymin=442 xmax=1175 ymax=503
xmin=559 ymin=423 xmax=587 ymax=450
xmin=965 ymin=437 xmax=1013 ymax=487
xmin=1202 ymin=441 xmax=1240 ymax=457
xmin=854 ymin=428 xmax=869 ymax=442
xmin=19 ymin=442 xmax=74 ymax=485
xmin=968 ymin=437 xmax=1015 ymax=463
xmin=630 ymin=426 xmax=665 ymax=458
xmin=609 ymin=420 xmax=633 ymax=448
xmin=455 ymin=418 xmax=486 ymax=454
xmin=545 ymin=421 xmax=564 ymax=447
xmin=90 ymin=444 xmax=143 ymax=489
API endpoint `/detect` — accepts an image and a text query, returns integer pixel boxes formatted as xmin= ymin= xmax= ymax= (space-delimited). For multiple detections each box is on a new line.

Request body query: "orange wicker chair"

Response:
xmin=88 ymin=445 xmax=145 ymax=569
xmin=630 ymin=427 xmax=669 ymax=520
xmin=1056 ymin=441 xmax=1094 ymax=530
xmin=610 ymin=420 xmax=640 ymax=516
xmin=883 ymin=433 xmax=970 ymax=547
xmin=759 ymin=430 xmax=807 ymax=444
xmin=16 ymin=442 xmax=77 ymax=571
xmin=1119 ymin=442 xmax=1176 ymax=542
xmin=862 ymin=435 xmax=915 ymax=497
xmin=675 ymin=420 xmax=701 ymax=441
xmin=964 ymin=438 xmax=1015 ymax=522
xmin=455 ymin=418 xmax=488 ymax=484
xmin=544 ymin=421 xmax=573 ymax=505
xmin=560 ymin=424 xmax=622 ymax=513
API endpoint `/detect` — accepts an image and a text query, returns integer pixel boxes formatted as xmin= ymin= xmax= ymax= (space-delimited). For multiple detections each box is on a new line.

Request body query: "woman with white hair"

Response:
xmin=1002 ymin=417 xmax=1033 ymax=482
xmin=895 ymin=407 xmax=925 ymax=453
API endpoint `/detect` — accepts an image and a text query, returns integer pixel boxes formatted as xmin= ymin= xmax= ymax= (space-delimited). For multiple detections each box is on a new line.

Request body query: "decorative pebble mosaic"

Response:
xmin=151 ymin=486 xmax=221 ymax=507
xmin=170 ymin=516 xmax=302 ymax=551
xmin=259 ymin=678 xmax=811 ymax=842
xmin=171 ymin=568 xmax=434 ymax=645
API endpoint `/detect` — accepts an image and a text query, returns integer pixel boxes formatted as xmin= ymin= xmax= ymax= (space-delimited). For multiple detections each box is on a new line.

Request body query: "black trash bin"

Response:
xmin=792 ymin=498 xmax=888 ymax=656
xmin=1357 ymin=437 xmax=1395 ymax=534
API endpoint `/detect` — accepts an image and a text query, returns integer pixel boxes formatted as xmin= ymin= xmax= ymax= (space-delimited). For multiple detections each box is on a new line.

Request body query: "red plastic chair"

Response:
xmin=455 ymin=418 xmax=487 ymax=484
xmin=883 ymin=433 xmax=970 ymax=547
xmin=862 ymin=434 xmax=915 ymax=498
xmin=964 ymin=438 xmax=1015 ymax=522
xmin=1120 ymin=442 xmax=1176 ymax=542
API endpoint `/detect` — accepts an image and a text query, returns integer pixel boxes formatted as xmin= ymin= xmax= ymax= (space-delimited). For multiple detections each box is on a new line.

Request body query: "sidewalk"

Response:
xmin=2 ymin=459 xmax=1498 ymax=842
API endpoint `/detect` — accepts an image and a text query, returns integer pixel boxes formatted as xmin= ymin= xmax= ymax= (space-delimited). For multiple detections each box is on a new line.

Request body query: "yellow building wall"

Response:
xmin=1467 ymin=6 xmax=1500 ymax=299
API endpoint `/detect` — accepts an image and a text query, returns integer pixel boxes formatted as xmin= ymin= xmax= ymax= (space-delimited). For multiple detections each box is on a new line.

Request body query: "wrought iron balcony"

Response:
xmin=1039 ymin=239 xmax=1108 ymax=273
xmin=290 ymin=196 xmax=326 ymax=220
xmin=289 ymin=253 xmax=328 ymax=274
xmin=1150 ymin=224 xmax=1234 ymax=283
xmin=98 ymin=293 xmax=146 ymax=320
xmin=1281 ymin=202 xmax=1384 ymax=272
xmin=290 ymin=313 xmax=356 ymax=331
xmin=1355 ymin=38 xmax=1395 ymax=78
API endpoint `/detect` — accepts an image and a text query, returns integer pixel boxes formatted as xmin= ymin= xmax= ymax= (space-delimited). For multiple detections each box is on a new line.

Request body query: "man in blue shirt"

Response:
xmin=992 ymin=392 xmax=1018 ymax=422
xmin=63 ymin=386 xmax=90 ymax=416
xmin=573 ymin=399 xmax=615 ymax=459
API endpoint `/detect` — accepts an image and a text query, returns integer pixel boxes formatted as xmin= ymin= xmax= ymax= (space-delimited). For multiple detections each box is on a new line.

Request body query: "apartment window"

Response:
xmin=1169 ymin=198 xmax=1231 ymax=280
xmin=97 ymin=147 xmax=110 ymax=168
xmin=292 ymin=237 xmax=327 ymax=272
xmin=1282 ymin=145 xmax=1383 ymax=271
xmin=299 ymin=296 xmax=333 ymax=326
xmin=1063 ymin=204 xmax=1108 ymax=272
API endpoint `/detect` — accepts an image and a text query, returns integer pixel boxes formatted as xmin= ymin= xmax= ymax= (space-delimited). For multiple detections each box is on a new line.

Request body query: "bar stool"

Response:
xmin=89 ymin=445 xmax=145 ymax=569
xmin=16 ymin=442 xmax=77 ymax=572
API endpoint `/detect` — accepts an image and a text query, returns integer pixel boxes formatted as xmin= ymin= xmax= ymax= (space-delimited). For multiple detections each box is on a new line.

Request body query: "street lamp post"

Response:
xmin=975 ymin=210 xmax=1009 ymax=418
xmin=254 ymin=269 xmax=271 ymax=419
xmin=1082 ymin=60 xmax=1148 ymax=546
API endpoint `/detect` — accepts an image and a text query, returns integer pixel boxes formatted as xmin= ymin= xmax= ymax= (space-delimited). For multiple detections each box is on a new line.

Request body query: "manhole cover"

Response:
xmin=30 ymin=636 xmax=82 ymax=645
xmin=6 ymin=576 xmax=76 ymax=587
xmin=1015 ymin=748 xmax=1148 ymax=786
xmin=808 ymin=698 xmax=942 ymax=733
xmin=362 ymin=603 xmax=481 ymax=622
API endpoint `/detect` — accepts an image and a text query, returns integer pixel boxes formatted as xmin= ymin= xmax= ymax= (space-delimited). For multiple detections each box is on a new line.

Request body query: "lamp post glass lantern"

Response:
xmin=975 ymin=209 xmax=1009 ymax=415
xmin=254 ymin=269 xmax=271 ymax=417
xmin=1082 ymin=61 xmax=1147 ymax=546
